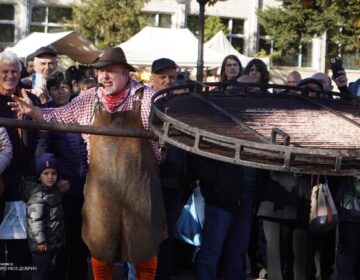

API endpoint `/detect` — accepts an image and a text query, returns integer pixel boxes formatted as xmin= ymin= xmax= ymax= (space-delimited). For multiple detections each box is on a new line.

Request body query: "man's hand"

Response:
xmin=332 ymin=70 xmax=348 ymax=89
xmin=8 ymin=89 xmax=34 ymax=114
xmin=8 ymin=89 xmax=44 ymax=121
xmin=37 ymin=243 xmax=48 ymax=252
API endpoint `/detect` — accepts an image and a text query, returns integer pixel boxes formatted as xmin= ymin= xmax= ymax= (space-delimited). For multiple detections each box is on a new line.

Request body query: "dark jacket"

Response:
xmin=159 ymin=145 xmax=188 ymax=191
xmin=0 ymin=91 xmax=42 ymax=201
xmin=257 ymin=171 xmax=312 ymax=225
xmin=349 ymin=78 xmax=360 ymax=96
xmin=35 ymin=96 xmax=88 ymax=196
xmin=189 ymin=155 xmax=256 ymax=213
xmin=25 ymin=180 xmax=65 ymax=253
xmin=334 ymin=176 xmax=360 ymax=223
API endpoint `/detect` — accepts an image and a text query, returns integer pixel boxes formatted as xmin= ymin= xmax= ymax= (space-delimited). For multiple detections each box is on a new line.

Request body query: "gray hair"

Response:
xmin=0 ymin=51 xmax=22 ymax=72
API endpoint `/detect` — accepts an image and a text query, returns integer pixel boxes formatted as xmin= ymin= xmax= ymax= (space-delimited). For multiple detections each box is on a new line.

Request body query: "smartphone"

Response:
xmin=330 ymin=57 xmax=343 ymax=79
xmin=31 ymin=73 xmax=46 ymax=89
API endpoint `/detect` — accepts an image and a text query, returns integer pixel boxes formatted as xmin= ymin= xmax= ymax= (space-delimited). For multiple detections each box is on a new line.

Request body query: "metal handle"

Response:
xmin=271 ymin=128 xmax=290 ymax=146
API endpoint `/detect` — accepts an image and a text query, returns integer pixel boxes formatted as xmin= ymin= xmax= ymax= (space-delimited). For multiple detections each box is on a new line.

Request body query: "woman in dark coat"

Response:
xmin=257 ymin=171 xmax=313 ymax=280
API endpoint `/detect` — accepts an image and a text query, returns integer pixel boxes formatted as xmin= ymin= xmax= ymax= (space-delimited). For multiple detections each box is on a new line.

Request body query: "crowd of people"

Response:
xmin=0 ymin=45 xmax=359 ymax=280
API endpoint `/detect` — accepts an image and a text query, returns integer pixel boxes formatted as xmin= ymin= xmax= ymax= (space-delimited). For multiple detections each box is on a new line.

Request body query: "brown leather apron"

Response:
xmin=82 ymin=95 xmax=167 ymax=263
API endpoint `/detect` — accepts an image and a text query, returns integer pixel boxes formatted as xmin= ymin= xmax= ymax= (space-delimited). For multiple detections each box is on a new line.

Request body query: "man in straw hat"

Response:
xmin=9 ymin=47 xmax=167 ymax=280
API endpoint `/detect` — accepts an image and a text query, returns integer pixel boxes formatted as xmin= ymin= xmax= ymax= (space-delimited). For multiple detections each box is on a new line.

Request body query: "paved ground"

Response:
xmin=87 ymin=259 xmax=262 ymax=280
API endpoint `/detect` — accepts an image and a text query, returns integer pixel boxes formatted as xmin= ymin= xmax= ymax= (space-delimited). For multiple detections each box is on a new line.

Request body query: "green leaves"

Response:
xmin=68 ymin=0 xmax=149 ymax=49
xmin=257 ymin=0 xmax=360 ymax=56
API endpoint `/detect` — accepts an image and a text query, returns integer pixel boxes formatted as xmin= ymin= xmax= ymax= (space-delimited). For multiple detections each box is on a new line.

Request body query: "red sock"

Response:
xmin=91 ymin=257 xmax=114 ymax=280
xmin=136 ymin=256 xmax=158 ymax=280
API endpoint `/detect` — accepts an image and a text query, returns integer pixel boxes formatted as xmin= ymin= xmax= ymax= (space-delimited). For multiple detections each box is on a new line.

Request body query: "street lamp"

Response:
xmin=175 ymin=0 xmax=227 ymax=83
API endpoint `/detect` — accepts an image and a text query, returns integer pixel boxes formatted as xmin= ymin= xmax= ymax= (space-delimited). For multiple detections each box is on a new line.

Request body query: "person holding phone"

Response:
xmin=32 ymin=47 xmax=58 ymax=104
xmin=330 ymin=58 xmax=360 ymax=106
xmin=330 ymin=57 xmax=354 ymax=96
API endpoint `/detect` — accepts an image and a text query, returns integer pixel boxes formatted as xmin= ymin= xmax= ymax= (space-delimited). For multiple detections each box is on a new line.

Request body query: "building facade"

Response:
xmin=1 ymin=0 xmax=281 ymax=53
xmin=1 ymin=0 xmax=358 ymax=81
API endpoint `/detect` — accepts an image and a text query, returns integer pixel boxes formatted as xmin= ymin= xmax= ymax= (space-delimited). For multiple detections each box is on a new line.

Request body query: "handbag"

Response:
xmin=350 ymin=179 xmax=360 ymax=217
xmin=350 ymin=198 xmax=360 ymax=217
xmin=309 ymin=175 xmax=339 ymax=233
xmin=0 ymin=201 xmax=27 ymax=239
xmin=175 ymin=186 xmax=205 ymax=246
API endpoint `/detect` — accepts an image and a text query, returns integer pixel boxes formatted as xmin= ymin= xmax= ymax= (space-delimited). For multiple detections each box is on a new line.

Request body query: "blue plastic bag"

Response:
xmin=175 ymin=186 xmax=204 ymax=246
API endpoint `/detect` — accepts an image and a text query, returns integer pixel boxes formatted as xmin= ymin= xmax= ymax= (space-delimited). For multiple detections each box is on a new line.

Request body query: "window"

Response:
xmin=188 ymin=15 xmax=244 ymax=53
xmin=229 ymin=37 xmax=244 ymax=54
xmin=143 ymin=13 xmax=171 ymax=28
xmin=30 ymin=6 xmax=72 ymax=33
xmin=159 ymin=14 xmax=171 ymax=28
xmin=187 ymin=15 xmax=198 ymax=36
xmin=0 ymin=4 xmax=15 ymax=43
xmin=272 ymin=41 xmax=312 ymax=67
xmin=232 ymin=19 xmax=244 ymax=35
xmin=258 ymin=25 xmax=271 ymax=55
xmin=301 ymin=42 xmax=312 ymax=67
xmin=223 ymin=18 xmax=245 ymax=54
xmin=144 ymin=13 xmax=156 ymax=27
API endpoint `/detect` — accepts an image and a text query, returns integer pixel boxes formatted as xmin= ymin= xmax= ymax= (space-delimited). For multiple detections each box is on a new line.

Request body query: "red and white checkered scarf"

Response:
xmin=98 ymin=81 xmax=130 ymax=112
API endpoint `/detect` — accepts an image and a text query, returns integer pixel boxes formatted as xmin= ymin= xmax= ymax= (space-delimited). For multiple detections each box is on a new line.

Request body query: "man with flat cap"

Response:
xmin=31 ymin=46 xmax=58 ymax=104
xmin=32 ymin=46 xmax=58 ymax=79
xmin=9 ymin=47 xmax=167 ymax=280
xmin=150 ymin=58 xmax=178 ymax=91
xmin=150 ymin=58 xmax=187 ymax=280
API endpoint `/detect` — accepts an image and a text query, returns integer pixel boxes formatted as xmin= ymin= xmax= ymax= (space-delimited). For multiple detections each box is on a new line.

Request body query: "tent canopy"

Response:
xmin=117 ymin=27 xmax=225 ymax=68
xmin=204 ymin=31 xmax=269 ymax=67
xmin=6 ymin=31 xmax=101 ymax=64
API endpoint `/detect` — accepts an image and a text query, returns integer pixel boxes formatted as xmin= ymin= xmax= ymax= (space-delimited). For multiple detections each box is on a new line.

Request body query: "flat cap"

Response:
xmin=151 ymin=58 xmax=178 ymax=73
xmin=33 ymin=46 xmax=57 ymax=58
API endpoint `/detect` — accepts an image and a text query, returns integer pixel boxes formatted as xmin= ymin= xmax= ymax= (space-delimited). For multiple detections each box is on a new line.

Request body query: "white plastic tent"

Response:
xmin=6 ymin=31 xmax=101 ymax=64
xmin=117 ymin=27 xmax=224 ymax=68
xmin=204 ymin=31 xmax=269 ymax=67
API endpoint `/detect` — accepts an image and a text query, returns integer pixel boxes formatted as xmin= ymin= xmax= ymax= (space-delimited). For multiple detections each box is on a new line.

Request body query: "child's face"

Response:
xmin=39 ymin=168 xmax=58 ymax=188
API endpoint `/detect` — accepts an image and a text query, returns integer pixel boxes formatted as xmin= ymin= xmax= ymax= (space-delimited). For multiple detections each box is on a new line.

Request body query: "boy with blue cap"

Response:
xmin=26 ymin=153 xmax=68 ymax=280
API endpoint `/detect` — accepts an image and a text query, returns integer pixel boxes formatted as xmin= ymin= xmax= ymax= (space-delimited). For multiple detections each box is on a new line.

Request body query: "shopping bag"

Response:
xmin=350 ymin=180 xmax=360 ymax=217
xmin=175 ymin=186 xmax=205 ymax=246
xmin=0 ymin=201 xmax=27 ymax=239
xmin=309 ymin=176 xmax=338 ymax=233
xmin=350 ymin=198 xmax=360 ymax=217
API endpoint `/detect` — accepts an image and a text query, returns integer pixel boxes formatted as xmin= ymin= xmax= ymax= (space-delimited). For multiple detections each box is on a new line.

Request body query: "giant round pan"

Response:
xmin=149 ymin=82 xmax=360 ymax=176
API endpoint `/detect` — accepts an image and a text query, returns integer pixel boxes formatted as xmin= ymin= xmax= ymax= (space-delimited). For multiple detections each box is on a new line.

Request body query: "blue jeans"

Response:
xmin=196 ymin=189 xmax=254 ymax=280
xmin=127 ymin=262 xmax=136 ymax=280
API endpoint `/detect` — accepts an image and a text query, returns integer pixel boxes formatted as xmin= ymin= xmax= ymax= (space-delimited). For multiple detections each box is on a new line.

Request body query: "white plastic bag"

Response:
xmin=0 ymin=201 xmax=27 ymax=239
xmin=175 ymin=186 xmax=205 ymax=246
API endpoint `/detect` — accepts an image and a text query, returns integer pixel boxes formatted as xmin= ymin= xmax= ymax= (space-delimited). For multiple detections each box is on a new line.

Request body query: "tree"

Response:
xmin=188 ymin=15 xmax=228 ymax=41
xmin=67 ymin=0 xmax=149 ymax=49
xmin=204 ymin=16 xmax=228 ymax=41
xmin=257 ymin=0 xmax=360 ymax=57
